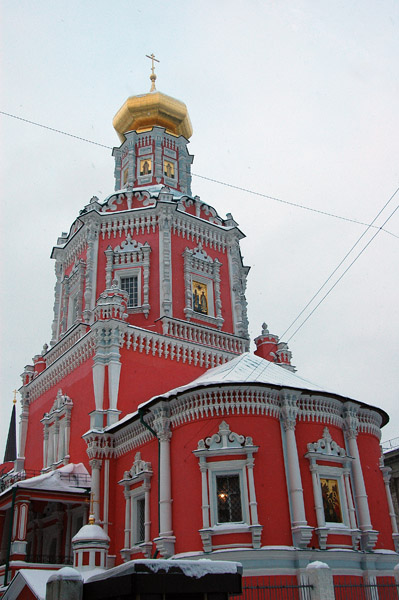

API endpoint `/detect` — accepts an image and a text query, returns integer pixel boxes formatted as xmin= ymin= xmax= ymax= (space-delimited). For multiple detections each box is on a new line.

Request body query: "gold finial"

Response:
xmin=146 ymin=53 xmax=160 ymax=92
xmin=13 ymin=390 xmax=17 ymax=405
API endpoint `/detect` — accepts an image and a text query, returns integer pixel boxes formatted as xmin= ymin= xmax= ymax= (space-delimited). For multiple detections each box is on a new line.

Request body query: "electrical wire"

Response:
xmin=242 ymin=189 xmax=399 ymax=383
xmin=1 ymin=109 xmax=398 ymax=238
xmin=279 ymin=186 xmax=399 ymax=342
xmin=284 ymin=201 xmax=398 ymax=344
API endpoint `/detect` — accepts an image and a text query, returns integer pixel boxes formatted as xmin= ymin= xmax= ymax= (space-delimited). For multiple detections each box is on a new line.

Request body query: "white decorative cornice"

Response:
xmin=307 ymin=427 xmax=346 ymax=457
xmin=195 ymin=420 xmax=257 ymax=456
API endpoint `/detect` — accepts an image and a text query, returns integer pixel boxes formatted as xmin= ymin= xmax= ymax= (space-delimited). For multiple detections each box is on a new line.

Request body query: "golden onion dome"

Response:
xmin=113 ymin=55 xmax=192 ymax=142
xmin=113 ymin=90 xmax=193 ymax=142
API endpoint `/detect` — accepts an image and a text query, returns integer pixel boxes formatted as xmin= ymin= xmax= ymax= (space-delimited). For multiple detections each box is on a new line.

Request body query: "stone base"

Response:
xmin=292 ymin=525 xmax=313 ymax=549
xmin=107 ymin=409 xmax=121 ymax=426
xmin=360 ymin=529 xmax=379 ymax=551
xmin=154 ymin=535 xmax=176 ymax=558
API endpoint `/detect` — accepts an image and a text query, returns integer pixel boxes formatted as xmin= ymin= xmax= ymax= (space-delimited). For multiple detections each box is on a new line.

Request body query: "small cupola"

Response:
xmin=72 ymin=514 xmax=110 ymax=572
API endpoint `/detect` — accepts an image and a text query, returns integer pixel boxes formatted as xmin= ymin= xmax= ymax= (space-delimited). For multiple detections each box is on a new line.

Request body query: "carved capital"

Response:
xmin=343 ymin=402 xmax=359 ymax=439
xmin=280 ymin=392 xmax=299 ymax=431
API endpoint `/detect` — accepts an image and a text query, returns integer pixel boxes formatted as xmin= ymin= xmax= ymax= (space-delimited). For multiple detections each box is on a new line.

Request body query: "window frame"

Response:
xmin=194 ymin=420 xmax=262 ymax=552
xmin=183 ymin=244 xmax=223 ymax=329
xmin=306 ymin=427 xmax=360 ymax=550
xmin=118 ymin=452 xmax=152 ymax=561
xmin=119 ymin=272 xmax=140 ymax=309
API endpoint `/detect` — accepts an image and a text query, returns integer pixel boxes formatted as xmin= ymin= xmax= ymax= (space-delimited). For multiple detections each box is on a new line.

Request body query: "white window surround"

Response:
xmin=183 ymin=243 xmax=223 ymax=330
xmin=193 ymin=420 xmax=262 ymax=553
xmin=118 ymin=452 xmax=152 ymax=560
xmin=41 ymin=390 xmax=73 ymax=471
xmin=105 ymin=235 xmax=151 ymax=318
xmin=305 ymin=427 xmax=360 ymax=550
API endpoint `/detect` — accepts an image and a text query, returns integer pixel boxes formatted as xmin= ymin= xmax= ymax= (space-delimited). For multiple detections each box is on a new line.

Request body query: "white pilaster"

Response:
xmin=280 ymin=390 xmax=312 ymax=548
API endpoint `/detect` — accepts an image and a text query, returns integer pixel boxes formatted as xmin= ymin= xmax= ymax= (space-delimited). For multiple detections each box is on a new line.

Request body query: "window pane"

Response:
xmin=216 ymin=474 xmax=242 ymax=523
xmin=136 ymin=497 xmax=145 ymax=543
xmin=120 ymin=277 xmax=138 ymax=308
xmin=320 ymin=478 xmax=343 ymax=523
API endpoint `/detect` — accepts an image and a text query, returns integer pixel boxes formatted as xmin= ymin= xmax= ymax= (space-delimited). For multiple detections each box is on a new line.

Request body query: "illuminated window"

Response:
xmin=216 ymin=474 xmax=242 ymax=523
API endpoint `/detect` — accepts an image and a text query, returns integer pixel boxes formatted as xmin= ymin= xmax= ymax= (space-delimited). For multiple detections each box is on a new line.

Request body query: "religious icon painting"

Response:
xmin=164 ymin=160 xmax=175 ymax=179
xmin=320 ymin=478 xmax=343 ymax=523
xmin=123 ymin=168 xmax=129 ymax=186
xmin=140 ymin=158 xmax=152 ymax=176
xmin=192 ymin=280 xmax=208 ymax=315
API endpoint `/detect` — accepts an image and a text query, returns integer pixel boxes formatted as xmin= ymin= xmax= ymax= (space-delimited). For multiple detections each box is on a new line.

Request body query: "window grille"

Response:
xmin=136 ymin=497 xmax=145 ymax=543
xmin=216 ymin=474 xmax=242 ymax=523
xmin=121 ymin=276 xmax=139 ymax=308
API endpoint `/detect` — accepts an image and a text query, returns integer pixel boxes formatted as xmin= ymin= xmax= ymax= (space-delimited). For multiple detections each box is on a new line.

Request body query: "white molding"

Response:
xmin=194 ymin=420 xmax=262 ymax=552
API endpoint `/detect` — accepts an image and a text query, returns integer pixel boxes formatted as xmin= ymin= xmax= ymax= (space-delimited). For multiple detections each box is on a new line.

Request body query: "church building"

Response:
xmin=0 ymin=63 xmax=398 ymax=597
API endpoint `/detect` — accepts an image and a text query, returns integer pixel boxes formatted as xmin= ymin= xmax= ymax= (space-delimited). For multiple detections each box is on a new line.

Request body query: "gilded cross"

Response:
xmin=146 ymin=53 xmax=160 ymax=76
xmin=146 ymin=53 xmax=160 ymax=91
xmin=13 ymin=389 xmax=17 ymax=405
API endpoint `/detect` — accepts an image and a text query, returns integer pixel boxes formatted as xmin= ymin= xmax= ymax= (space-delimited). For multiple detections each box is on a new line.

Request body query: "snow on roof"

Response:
xmin=86 ymin=559 xmax=241 ymax=583
xmin=150 ymin=352 xmax=340 ymax=399
xmin=72 ymin=523 xmax=110 ymax=543
xmin=2 ymin=569 xmax=58 ymax=600
xmin=14 ymin=463 xmax=90 ymax=493
xmin=106 ymin=352 xmax=388 ymax=434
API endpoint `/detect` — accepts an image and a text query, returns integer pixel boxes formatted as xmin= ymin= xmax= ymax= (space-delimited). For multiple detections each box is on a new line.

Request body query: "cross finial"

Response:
xmin=146 ymin=53 xmax=160 ymax=92
xmin=13 ymin=390 xmax=17 ymax=405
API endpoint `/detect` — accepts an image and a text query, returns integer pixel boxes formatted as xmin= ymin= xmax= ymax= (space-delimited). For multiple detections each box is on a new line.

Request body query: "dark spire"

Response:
xmin=3 ymin=392 xmax=17 ymax=463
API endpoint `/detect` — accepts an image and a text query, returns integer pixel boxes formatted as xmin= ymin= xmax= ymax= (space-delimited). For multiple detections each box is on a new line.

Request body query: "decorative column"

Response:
xmin=43 ymin=425 xmax=49 ymax=469
xmin=50 ymin=260 xmax=63 ymax=345
xmin=158 ymin=208 xmax=173 ymax=317
xmin=63 ymin=411 xmax=71 ymax=464
xmin=343 ymin=402 xmax=378 ymax=550
xmin=16 ymin=394 xmax=30 ymax=472
xmin=227 ymin=236 xmax=249 ymax=339
xmin=83 ymin=221 xmax=99 ymax=324
xmin=53 ymin=418 xmax=60 ymax=464
xmin=11 ymin=495 xmax=30 ymax=559
xmin=380 ymin=464 xmax=399 ymax=552
xmin=280 ymin=390 xmax=312 ymax=548
xmin=246 ymin=452 xmax=262 ymax=548
xmin=89 ymin=459 xmax=102 ymax=524
xmin=123 ymin=489 xmax=131 ymax=551
xmin=153 ymin=404 xmax=175 ymax=557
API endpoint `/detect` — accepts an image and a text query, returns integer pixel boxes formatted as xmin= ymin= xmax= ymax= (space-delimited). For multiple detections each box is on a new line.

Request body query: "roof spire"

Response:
xmin=146 ymin=53 xmax=160 ymax=92
xmin=4 ymin=391 xmax=17 ymax=462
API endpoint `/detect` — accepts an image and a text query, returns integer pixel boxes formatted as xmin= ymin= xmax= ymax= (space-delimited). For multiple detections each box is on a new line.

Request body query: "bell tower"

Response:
xmin=112 ymin=55 xmax=193 ymax=194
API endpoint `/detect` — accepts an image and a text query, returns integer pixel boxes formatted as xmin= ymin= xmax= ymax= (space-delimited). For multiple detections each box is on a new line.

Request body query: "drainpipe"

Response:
xmin=4 ymin=486 xmax=17 ymax=586
xmin=138 ymin=408 xmax=159 ymax=558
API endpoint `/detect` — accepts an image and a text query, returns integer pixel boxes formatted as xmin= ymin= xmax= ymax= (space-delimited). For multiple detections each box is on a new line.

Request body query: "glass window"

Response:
xmin=121 ymin=276 xmax=139 ymax=308
xmin=216 ymin=474 xmax=242 ymax=523
xmin=135 ymin=496 xmax=145 ymax=543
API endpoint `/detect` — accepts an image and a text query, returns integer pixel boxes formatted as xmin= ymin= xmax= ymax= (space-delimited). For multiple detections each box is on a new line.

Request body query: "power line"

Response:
xmin=242 ymin=187 xmax=399 ymax=383
xmin=1 ymin=109 xmax=397 ymax=239
xmin=285 ymin=201 xmax=398 ymax=344
xmin=0 ymin=111 xmax=111 ymax=149
xmin=279 ymin=186 xmax=399 ymax=341
xmin=192 ymin=172 xmax=397 ymax=237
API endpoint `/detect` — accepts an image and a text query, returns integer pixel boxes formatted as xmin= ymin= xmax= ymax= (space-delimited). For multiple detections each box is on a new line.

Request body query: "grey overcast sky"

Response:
xmin=1 ymin=0 xmax=398 ymax=459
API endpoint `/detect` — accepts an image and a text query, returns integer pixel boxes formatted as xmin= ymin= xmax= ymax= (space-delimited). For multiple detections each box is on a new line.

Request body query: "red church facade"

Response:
xmin=0 ymin=74 xmax=398 ymax=595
